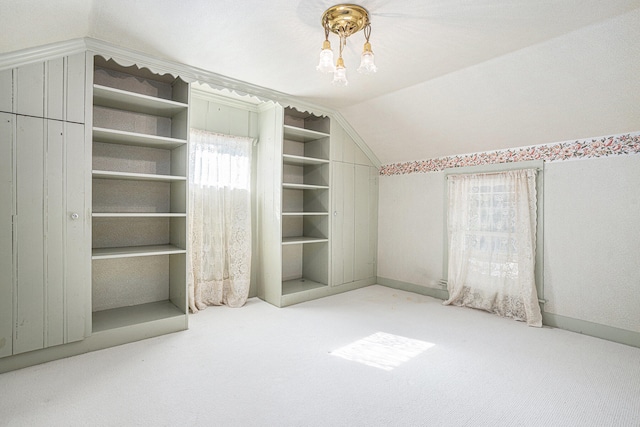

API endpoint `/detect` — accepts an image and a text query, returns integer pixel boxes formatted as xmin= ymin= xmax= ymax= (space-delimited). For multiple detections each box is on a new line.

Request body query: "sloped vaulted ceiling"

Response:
xmin=2 ymin=0 xmax=639 ymax=163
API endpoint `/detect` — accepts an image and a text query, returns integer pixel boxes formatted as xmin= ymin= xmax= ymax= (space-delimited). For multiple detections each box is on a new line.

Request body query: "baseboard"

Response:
xmin=377 ymin=276 xmax=639 ymax=349
xmin=542 ymin=312 xmax=639 ymax=348
xmin=279 ymin=277 xmax=376 ymax=307
xmin=377 ymin=276 xmax=449 ymax=300
xmin=0 ymin=316 xmax=187 ymax=374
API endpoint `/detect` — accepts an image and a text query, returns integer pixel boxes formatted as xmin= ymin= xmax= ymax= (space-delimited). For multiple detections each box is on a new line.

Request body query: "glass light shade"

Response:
xmin=316 ymin=41 xmax=335 ymax=73
xmin=332 ymin=64 xmax=348 ymax=86
xmin=357 ymin=51 xmax=377 ymax=74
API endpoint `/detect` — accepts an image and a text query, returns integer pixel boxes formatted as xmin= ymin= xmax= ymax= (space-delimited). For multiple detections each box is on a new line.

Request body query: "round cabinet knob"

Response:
xmin=70 ymin=213 xmax=79 ymax=220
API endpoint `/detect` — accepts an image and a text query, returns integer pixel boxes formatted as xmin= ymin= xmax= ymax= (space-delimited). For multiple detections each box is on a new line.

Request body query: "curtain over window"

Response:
xmin=444 ymin=169 xmax=542 ymax=327
xmin=188 ymin=129 xmax=253 ymax=311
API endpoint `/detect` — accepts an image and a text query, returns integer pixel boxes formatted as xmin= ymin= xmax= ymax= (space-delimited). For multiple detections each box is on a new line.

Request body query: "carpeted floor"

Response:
xmin=1 ymin=285 xmax=639 ymax=426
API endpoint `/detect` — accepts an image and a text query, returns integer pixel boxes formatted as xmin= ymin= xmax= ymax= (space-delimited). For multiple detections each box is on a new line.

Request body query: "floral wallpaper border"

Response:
xmin=379 ymin=132 xmax=640 ymax=176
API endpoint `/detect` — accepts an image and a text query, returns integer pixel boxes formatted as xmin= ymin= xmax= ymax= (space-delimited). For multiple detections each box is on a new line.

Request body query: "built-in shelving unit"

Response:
xmin=90 ymin=56 xmax=188 ymax=333
xmin=281 ymin=107 xmax=331 ymax=298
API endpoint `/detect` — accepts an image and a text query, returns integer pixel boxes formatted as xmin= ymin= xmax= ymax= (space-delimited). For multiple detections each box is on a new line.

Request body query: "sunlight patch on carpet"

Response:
xmin=330 ymin=332 xmax=435 ymax=371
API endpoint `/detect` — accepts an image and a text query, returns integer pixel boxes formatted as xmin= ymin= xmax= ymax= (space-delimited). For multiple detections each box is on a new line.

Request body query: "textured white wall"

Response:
xmin=377 ymin=154 xmax=640 ymax=333
xmin=377 ymin=172 xmax=445 ymax=289
xmin=544 ymin=155 xmax=640 ymax=331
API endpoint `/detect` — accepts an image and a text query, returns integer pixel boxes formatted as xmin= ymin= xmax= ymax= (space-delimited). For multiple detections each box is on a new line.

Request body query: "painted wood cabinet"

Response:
xmin=331 ymin=124 xmax=378 ymax=288
xmin=257 ymin=106 xmax=378 ymax=307
xmin=257 ymin=105 xmax=332 ymax=307
xmin=0 ymin=53 xmax=85 ymax=123
xmin=0 ymin=40 xmax=379 ymax=370
xmin=0 ymin=112 xmax=89 ymax=357
xmin=1 ymin=50 xmax=191 ymax=372
xmin=0 ymin=114 xmax=12 ymax=358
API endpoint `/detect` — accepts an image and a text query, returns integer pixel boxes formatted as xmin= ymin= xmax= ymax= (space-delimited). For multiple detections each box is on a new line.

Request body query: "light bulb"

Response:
xmin=316 ymin=40 xmax=335 ymax=73
xmin=357 ymin=42 xmax=377 ymax=74
xmin=332 ymin=58 xmax=348 ymax=86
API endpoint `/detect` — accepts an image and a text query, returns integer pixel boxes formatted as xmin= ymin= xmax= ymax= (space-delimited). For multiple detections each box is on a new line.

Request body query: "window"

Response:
xmin=188 ymin=129 xmax=254 ymax=310
xmin=443 ymin=164 xmax=543 ymax=326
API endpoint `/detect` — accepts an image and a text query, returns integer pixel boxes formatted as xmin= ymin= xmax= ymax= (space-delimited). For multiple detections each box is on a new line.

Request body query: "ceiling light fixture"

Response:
xmin=317 ymin=4 xmax=377 ymax=86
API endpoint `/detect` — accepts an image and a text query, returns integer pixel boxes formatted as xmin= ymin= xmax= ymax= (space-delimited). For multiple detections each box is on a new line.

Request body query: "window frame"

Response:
xmin=442 ymin=160 xmax=545 ymax=305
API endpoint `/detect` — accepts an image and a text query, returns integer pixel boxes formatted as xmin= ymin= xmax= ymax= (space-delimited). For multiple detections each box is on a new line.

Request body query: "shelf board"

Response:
xmin=92 ymin=300 xmax=185 ymax=333
xmin=93 ymin=127 xmax=187 ymax=149
xmin=92 ymin=244 xmax=186 ymax=260
xmin=92 ymin=213 xmax=186 ymax=218
xmin=282 ymin=278 xmax=328 ymax=296
xmin=282 ymin=182 xmax=329 ymax=190
xmin=282 ymin=236 xmax=329 ymax=245
xmin=283 ymin=125 xmax=330 ymax=142
xmin=282 ymin=154 xmax=329 ymax=166
xmin=282 ymin=212 xmax=329 ymax=216
xmin=92 ymin=170 xmax=187 ymax=182
xmin=93 ymin=84 xmax=188 ymax=117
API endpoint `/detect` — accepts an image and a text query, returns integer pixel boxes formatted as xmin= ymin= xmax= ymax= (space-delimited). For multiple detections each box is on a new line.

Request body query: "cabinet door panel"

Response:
xmin=0 ymin=113 xmax=14 ymax=357
xmin=14 ymin=116 xmax=45 ymax=355
xmin=47 ymin=58 xmax=64 ymax=121
xmin=46 ymin=121 xmax=65 ymax=347
xmin=342 ymin=163 xmax=355 ymax=284
xmin=342 ymin=134 xmax=355 ymax=164
xmin=330 ymin=124 xmax=343 ymax=162
xmin=369 ymin=166 xmax=378 ymax=278
xmin=0 ymin=70 xmax=12 ymax=114
xmin=354 ymin=164 xmax=372 ymax=280
xmin=15 ymin=63 xmax=45 ymax=118
xmin=331 ymin=162 xmax=344 ymax=286
xmin=64 ymin=121 xmax=88 ymax=342
xmin=65 ymin=52 xmax=86 ymax=123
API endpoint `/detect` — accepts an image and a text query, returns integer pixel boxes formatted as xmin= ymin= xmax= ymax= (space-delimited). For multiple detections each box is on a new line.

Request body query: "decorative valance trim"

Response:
xmin=379 ymin=132 xmax=640 ymax=176
xmin=0 ymin=37 xmax=377 ymax=168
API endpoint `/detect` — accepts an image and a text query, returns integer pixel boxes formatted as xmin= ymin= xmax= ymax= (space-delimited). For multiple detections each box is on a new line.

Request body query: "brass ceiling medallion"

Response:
xmin=316 ymin=3 xmax=377 ymax=86
xmin=322 ymin=4 xmax=370 ymax=38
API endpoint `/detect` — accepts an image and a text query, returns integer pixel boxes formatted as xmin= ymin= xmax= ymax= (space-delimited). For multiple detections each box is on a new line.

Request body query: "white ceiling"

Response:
xmin=2 ymin=0 xmax=639 ymax=163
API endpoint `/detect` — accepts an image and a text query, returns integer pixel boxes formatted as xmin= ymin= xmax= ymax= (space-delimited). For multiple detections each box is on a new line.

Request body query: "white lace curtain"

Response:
xmin=188 ymin=129 xmax=253 ymax=311
xmin=443 ymin=169 xmax=542 ymax=327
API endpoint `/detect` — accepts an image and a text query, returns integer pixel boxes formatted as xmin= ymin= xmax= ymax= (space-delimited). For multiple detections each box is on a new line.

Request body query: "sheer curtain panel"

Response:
xmin=188 ymin=129 xmax=253 ymax=311
xmin=444 ymin=169 xmax=542 ymax=327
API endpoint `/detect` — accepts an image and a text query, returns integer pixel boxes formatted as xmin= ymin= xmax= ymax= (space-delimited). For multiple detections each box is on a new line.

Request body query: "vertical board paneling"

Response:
xmin=63 ymin=121 xmax=88 ymax=342
xmin=206 ymin=103 xmax=229 ymax=134
xmin=369 ymin=166 xmax=378 ymax=278
xmin=65 ymin=52 xmax=86 ymax=123
xmin=228 ymin=108 xmax=249 ymax=137
xmin=15 ymin=62 xmax=44 ymax=118
xmin=330 ymin=123 xmax=343 ymax=162
xmin=0 ymin=113 xmax=14 ymax=357
xmin=46 ymin=120 xmax=64 ymax=347
xmin=0 ymin=69 xmax=13 ymax=113
xmin=189 ymin=98 xmax=207 ymax=130
xmin=256 ymin=104 xmax=283 ymax=304
xmin=354 ymin=164 xmax=371 ymax=281
xmin=355 ymin=145 xmax=369 ymax=167
xmin=342 ymin=133 xmax=355 ymax=164
xmin=331 ymin=162 xmax=344 ymax=286
xmin=342 ymin=162 xmax=355 ymax=283
xmin=15 ymin=116 xmax=45 ymax=354
xmin=47 ymin=58 xmax=64 ymax=121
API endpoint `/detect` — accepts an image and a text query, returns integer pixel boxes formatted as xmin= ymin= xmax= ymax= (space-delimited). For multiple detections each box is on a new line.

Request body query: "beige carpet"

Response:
xmin=1 ymin=285 xmax=639 ymax=426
